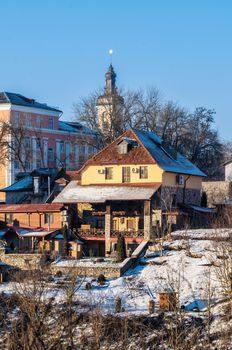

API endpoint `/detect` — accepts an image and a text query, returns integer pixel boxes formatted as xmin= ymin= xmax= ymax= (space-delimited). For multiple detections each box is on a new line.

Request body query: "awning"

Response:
xmin=53 ymin=181 xmax=160 ymax=203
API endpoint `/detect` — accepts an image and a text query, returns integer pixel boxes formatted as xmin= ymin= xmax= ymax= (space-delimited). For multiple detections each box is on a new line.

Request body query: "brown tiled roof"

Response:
xmin=84 ymin=129 xmax=155 ymax=166
xmin=0 ymin=203 xmax=64 ymax=213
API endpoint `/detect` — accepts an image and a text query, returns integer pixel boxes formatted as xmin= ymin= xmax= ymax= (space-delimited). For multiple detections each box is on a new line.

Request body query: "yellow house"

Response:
xmin=54 ymin=128 xmax=205 ymax=256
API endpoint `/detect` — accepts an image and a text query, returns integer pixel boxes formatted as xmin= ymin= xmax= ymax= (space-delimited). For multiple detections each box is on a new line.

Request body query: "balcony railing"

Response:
xmin=77 ymin=228 xmax=144 ymax=238
xmin=77 ymin=229 xmax=105 ymax=237
xmin=111 ymin=230 xmax=144 ymax=238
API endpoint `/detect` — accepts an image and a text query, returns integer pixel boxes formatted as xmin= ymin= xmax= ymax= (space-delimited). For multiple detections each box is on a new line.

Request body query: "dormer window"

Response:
xmin=118 ymin=138 xmax=138 ymax=154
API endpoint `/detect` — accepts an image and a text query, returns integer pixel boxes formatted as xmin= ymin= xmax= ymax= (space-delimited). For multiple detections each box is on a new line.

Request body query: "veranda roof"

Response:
xmin=53 ymin=181 xmax=160 ymax=204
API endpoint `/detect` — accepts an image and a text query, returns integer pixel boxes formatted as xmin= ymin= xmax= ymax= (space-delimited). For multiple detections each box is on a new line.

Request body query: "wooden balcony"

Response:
xmin=77 ymin=228 xmax=144 ymax=239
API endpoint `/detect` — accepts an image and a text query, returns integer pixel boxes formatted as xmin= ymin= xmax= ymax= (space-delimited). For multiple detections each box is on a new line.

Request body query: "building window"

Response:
xmin=25 ymin=114 xmax=31 ymax=127
xmin=36 ymin=116 xmax=43 ymax=128
xmin=24 ymin=137 xmax=31 ymax=148
xmin=122 ymin=167 xmax=130 ymax=183
xmin=44 ymin=213 xmax=54 ymax=224
xmin=48 ymin=117 xmax=54 ymax=129
xmin=14 ymin=160 xmax=20 ymax=169
xmin=14 ymin=111 xmax=20 ymax=126
xmin=88 ymin=145 xmax=93 ymax=154
xmin=105 ymin=167 xmax=113 ymax=180
xmin=48 ymin=148 xmax=54 ymax=161
xmin=36 ymin=137 xmax=41 ymax=147
xmin=60 ymin=141 xmax=65 ymax=153
xmin=25 ymin=161 xmax=31 ymax=170
xmin=36 ymin=159 xmax=41 ymax=169
xmin=79 ymin=145 xmax=85 ymax=155
xmin=140 ymin=166 xmax=148 ymax=179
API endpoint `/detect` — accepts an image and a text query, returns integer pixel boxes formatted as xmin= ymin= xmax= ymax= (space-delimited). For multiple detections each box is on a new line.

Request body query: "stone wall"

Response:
xmin=51 ymin=257 xmax=136 ymax=278
xmin=0 ymin=251 xmax=47 ymax=270
xmin=202 ymin=181 xmax=232 ymax=207
xmin=161 ymin=186 xmax=201 ymax=208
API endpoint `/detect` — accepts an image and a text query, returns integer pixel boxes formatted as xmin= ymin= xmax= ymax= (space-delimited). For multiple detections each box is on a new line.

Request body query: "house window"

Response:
xmin=24 ymin=137 xmax=31 ymax=148
xmin=122 ymin=167 xmax=130 ymax=183
xmin=14 ymin=160 xmax=20 ymax=169
xmin=48 ymin=117 xmax=54 ymax=129
xmin=44 ymin=213 xmax=54 ymax=224
xmin=140 ymin=166 xmax=148 ymax=179
xmin=5 ymin=214 xmax=14 ymax=224
xmin=48 ymin=148 xmax=54 ymax=161
xmin=113 ymin=219 xmax=118 ymax=230
xmin=60 ymin=141 xmax=65 ymax=153
xmin=105 ymin=167 xmax=113 ymax=180
xmin=127 ymin=219 xmax=135 ymax=230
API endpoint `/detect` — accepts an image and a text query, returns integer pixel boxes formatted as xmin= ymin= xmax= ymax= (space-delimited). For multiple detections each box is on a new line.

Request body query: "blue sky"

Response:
xmin=0 ymin=0 xmax=231 ymax=140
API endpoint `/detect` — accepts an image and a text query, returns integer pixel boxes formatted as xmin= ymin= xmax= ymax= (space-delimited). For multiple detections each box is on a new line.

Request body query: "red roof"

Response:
xmin=0 ymin=203 xmax=64 ymax=213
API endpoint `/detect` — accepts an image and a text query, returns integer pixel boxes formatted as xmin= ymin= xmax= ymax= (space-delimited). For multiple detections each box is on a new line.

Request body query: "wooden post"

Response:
xmin=39 ymin=213 xmax=42 ymax=228
xmin=105 ymin=204 xmax=111 ymax=256
xmin=27 ymin=213 xmax=31 ymax=227
xmin=148 ymin=299 xmax=155 ymax=314
xmin=115 ymin=297 xmax=122 ymax=313
xmin=144 ymin=200 xmax=151 ymax=240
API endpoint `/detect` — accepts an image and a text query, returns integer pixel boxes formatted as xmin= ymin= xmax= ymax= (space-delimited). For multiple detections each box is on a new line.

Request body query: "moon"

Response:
xmin=109 ymin=49 xmax=113 ymax=55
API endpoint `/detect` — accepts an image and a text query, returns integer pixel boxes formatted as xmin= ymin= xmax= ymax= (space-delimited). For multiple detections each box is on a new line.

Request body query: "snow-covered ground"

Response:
xmin=0 ymin=232 xmax=229 ymax=316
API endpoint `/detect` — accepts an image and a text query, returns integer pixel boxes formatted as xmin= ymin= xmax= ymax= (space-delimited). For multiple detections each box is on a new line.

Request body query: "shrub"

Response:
xmin=116 ymin=233 xmax=126 ymax=262
xmin=97 ymin=274 xmax=106 ymax=284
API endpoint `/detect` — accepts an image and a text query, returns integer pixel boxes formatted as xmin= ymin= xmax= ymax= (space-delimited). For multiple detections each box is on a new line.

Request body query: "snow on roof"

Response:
xmin=133 ymin=129 xmax=206 ymax=177
xmin=0 ymin=92 xmax=62 ymax=113
xmin=59 ymin=121 xmax=97 ymax=136
xmin=53 ymin=181 xmax=160 ymax=203
xmin=22 ymin=230 xmax=57 ymax=237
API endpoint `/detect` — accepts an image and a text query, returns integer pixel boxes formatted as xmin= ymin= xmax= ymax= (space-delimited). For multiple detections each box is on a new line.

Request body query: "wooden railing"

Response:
xmin=77 ymin=229 xmax=105 ymax=237
xmin=77 ymin=228 xmax=144 ymax=238
xmin=111 ymin=230 xmax=144 ymax=238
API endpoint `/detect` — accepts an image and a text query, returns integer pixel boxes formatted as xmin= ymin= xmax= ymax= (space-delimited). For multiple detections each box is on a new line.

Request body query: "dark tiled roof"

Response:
xmin=0 ymin=175 xmax=33 ymax=192
xmin=0 ymin=92 xmax=62 ymax=113
xmin=58 ymin=121 xmax=98 ymax=135
xmin=133 ymin=129 xmax=206 ymax=177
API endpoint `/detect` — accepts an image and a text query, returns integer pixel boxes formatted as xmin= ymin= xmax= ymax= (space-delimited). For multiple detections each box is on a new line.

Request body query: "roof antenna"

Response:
xmin=109 ymin=49 xmax=113 ymax=65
